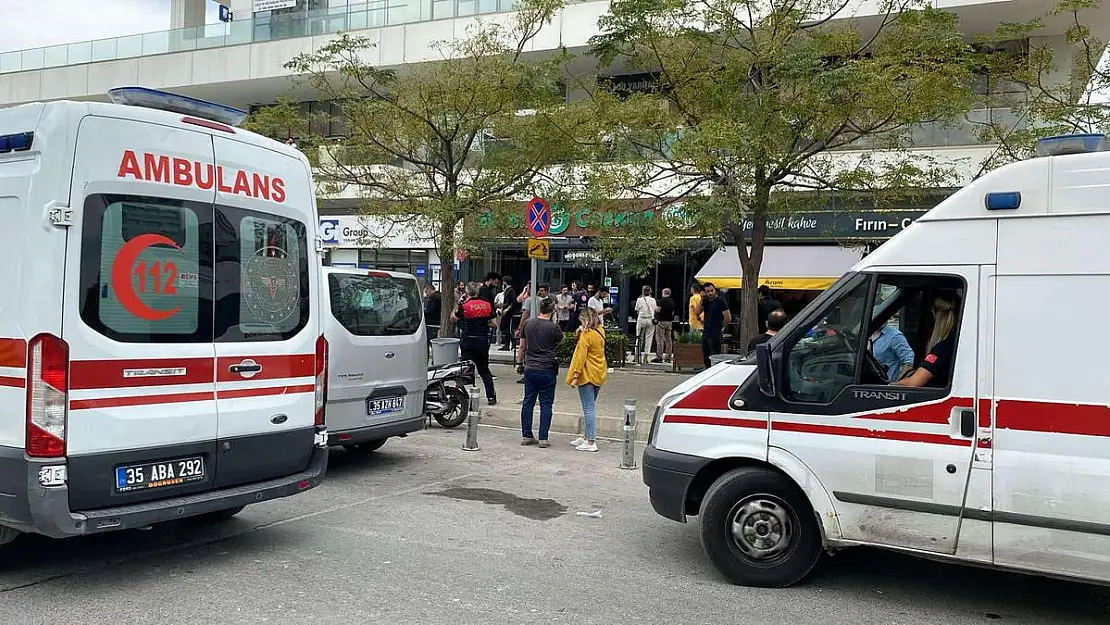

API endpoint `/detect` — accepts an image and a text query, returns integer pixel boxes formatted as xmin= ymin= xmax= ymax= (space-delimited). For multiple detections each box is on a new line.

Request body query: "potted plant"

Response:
xmin=672 ymin=330 xmax=703 ymax=371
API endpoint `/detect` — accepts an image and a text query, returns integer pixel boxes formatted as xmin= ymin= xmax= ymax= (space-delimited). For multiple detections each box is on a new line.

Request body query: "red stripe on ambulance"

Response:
xmin=70 ymin=357 xmax=215 ymax=390
xmin=215 ymin=354 xmax=314 ymax=383
xmin=0 ymin=338 xmax=26 ymax=368
xmin=117 ymin=149 xmax=286 ymax=203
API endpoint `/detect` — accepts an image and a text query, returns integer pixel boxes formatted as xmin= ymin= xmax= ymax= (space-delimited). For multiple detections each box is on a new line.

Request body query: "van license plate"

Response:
xmin=115 ymin=457 xmax=205 ymax=493
xmin=367 ymin=397 xmax=404 ymax=416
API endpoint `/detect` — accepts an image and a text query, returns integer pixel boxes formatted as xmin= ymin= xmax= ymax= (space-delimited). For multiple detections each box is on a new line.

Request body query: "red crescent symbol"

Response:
xmin=110 ymin=233 xmax=184 ymax=322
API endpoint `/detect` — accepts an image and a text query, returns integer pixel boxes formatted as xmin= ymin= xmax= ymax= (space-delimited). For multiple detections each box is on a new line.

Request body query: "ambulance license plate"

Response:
xmin=115 ymin=457 xmax=205 ymax=493
xmin=367 ymin=396 xmax=404 ymax=416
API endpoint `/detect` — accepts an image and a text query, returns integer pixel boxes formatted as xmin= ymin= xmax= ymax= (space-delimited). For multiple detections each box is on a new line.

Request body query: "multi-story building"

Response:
xmin=1 ymin=0 xmax=1105 ymax=321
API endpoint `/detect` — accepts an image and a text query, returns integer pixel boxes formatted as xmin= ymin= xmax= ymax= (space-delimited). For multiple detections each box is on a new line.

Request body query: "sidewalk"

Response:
xmin=475 ymin=363 xmax=692 ymax=442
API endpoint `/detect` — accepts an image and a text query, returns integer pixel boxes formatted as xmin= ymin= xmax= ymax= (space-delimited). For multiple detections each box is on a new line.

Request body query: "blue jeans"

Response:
xmin=578 ymin=383 xmax=601 ymax=441
xmin=520 ymin=368 xmax=557 ymax=440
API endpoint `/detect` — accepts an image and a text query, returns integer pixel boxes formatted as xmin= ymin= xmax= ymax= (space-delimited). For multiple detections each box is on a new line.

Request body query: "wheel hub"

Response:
xmin=728 ymin=495 xmax=796 ymax=561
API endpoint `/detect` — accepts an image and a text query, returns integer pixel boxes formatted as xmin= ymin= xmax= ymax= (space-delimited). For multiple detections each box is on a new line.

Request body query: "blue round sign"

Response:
xmin=526 ymin=197 xmax=551 ymax=237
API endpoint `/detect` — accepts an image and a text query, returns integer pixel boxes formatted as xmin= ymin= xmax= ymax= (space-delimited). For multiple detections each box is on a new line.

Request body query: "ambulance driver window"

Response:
xmin=79 ymin=195 xmax=212 ymax=343
xmin=213 ymin=208 xmax=309 ymax=342
xmin=782 ymin=280 xmax=871 ymax=404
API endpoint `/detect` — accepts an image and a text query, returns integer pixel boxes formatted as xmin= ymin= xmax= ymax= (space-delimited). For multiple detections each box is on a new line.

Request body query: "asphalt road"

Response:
xmin=0 ymin=426 xmax=1107 ymax=624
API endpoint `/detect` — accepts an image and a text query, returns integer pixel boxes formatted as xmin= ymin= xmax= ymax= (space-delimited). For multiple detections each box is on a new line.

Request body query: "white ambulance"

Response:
xmin=0 ymin=87 xmax=328 ymax=546
xmin=644 ymin=133 xmax=1110 ymax=588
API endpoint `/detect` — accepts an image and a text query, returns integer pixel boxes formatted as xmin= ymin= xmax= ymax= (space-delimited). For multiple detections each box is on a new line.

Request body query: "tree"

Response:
xmin=973 ymin=0 xmax=1110 ymax=171
xmin=246 ymin=0 xmax=589 ymax=335
xmin=582 ymin=0 xmax=978 ymax=344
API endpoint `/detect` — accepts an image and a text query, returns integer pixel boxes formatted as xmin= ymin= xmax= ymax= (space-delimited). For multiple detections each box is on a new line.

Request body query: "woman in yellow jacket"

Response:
xmin=567 ymin=307 xmax=608 ymax=452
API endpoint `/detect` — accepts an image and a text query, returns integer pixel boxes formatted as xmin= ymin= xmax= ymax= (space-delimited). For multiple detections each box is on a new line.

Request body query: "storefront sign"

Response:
xmin=739 ymin=209 xmax=928 ymax=241
xmin=318 ymin=215 xmax=433 ymax=249
xmin=255 ymin=0 xmax=297 ymax=11
xmin=475 ymin=206 xmax=928 ymax=242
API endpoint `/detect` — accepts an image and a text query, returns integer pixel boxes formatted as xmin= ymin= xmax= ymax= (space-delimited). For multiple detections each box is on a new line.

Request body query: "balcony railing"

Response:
xmin=0 ymin=0 xmax=522 ymax=74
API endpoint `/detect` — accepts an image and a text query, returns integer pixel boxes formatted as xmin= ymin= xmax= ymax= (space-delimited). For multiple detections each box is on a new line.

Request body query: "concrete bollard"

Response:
xmin=462 ymin=386 xmax=481 ymax=451
xmin=620 ymin=399 xmax=637 ymax=470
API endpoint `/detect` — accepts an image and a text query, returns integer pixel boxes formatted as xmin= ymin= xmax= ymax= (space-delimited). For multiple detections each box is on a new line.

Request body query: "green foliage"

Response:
xmin=675 ymin=330 xmax=703 ymax=344
xmin=580 ymin=0 xmax=978 ymax=345
xmin=973 ymin=0 xmax=1110 ymax=172
xmin=246 ymin=0 xmax=595 ymax=335
xmin=555 ymin=331 xmax=630 ymax=368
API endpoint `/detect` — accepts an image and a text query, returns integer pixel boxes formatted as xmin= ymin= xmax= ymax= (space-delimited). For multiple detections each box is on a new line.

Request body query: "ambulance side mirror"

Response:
xmin=755 ymin=343 xmax=776 ymax=397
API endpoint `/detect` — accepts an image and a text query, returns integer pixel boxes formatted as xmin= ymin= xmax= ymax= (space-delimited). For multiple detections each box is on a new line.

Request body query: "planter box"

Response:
xmin=672 ymin=342 xmax=703 ymax=371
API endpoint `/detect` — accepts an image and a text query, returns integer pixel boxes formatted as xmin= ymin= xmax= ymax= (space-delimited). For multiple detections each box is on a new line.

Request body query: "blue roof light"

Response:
xmin=106 ymin=87 xmax=248 ymax=127
xmin=0 ymin=132 xmax=34 ymax=154
xmin=1035 ymin=133 xmax=1108 ymax=157
xmin=985 ymin=191 xmax=1021 ymax=211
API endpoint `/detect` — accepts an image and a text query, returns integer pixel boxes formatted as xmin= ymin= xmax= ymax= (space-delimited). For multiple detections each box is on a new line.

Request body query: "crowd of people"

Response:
xmin=420 ymin=271 xmax=960 ymax=452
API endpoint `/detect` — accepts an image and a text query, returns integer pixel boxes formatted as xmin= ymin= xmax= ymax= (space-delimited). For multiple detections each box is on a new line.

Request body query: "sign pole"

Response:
xmin=530 ymin=258 xmax=538 ymax=319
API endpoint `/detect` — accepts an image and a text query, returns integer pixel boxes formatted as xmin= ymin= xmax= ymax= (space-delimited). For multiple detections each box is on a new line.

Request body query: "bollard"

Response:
xmin=620 ymin=398 xmax=637 ymax=470
xmin=462 ymin=386 xmax=481 ymax=451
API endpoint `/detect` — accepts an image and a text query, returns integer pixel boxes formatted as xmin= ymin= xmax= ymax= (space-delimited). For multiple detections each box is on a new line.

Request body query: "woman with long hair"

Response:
xmin=567 ymin=307 xmax=608 ymax=452
xmin=896 ymin=294 xmax=959 ymax=388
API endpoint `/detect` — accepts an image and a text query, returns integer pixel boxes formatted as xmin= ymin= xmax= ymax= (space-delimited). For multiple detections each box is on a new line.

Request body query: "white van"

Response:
xmin=323 ymin=267 xmax=427 ymax=451
xmin=643 ymin=133 xmax=1110 ymax=588
xmin=0 ymin=87 xmax=328 ymax=546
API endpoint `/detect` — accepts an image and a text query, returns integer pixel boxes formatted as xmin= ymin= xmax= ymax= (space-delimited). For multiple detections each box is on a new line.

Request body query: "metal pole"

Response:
xmin=620 ymin=399 xmax=637 ymax=470
xmin=463 ymin=386 xmax=480 ymax=451
xmin=529 ymin=258 xmax=538 ymax=319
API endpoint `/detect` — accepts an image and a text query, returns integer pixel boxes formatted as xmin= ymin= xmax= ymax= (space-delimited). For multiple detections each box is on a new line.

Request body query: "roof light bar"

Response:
xmin=106 ymin=87 xmax=248 ymax=127
xmin=1035 ymin=133 xmax=1109 ymax=157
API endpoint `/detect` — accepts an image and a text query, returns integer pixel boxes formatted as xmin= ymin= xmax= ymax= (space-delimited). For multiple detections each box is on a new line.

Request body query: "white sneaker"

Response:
xmin=570 ymin=436 xmax=586 ymax=447
xmin=576 ymin=442 xmax=599 ymax=452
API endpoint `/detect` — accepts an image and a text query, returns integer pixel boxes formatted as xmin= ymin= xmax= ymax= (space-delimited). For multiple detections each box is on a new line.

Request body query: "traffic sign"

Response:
xmin=526 ymin=197 xmax=551 ymax=238
xmin=526 ymin=238 xmax=550 ymax=260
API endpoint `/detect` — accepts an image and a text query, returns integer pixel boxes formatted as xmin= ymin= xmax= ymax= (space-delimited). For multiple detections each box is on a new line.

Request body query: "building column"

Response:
xmin=170 ymin=0 xmax=207 ymax=29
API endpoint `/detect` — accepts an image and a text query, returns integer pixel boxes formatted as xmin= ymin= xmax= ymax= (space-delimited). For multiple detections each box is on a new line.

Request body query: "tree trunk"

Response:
xmin=437 ymin=220 xmax=457 ymax=338
xmin=733 ymin=187 xmax=769 ymax=348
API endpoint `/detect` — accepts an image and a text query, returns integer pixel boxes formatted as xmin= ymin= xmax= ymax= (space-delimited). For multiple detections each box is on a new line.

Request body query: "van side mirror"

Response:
xmin=755 ymin=342 xmax=776 ymax=397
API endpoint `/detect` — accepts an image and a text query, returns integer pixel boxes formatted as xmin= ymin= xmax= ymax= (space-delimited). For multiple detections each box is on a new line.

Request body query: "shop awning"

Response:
xmin=695 ymin=245 xmax=863 ymax=290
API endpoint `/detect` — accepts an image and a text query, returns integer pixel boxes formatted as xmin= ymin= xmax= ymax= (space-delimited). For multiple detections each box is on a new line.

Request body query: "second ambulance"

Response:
xmin=0 ymin=87 xmax=328 ymax=546
xmin=645 ymin=133 xmax=1110 ymax=588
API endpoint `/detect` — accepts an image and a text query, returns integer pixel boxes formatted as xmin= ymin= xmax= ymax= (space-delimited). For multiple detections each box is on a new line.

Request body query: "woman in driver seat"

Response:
xmin=895 ymin=294 xmax=958 ymax=389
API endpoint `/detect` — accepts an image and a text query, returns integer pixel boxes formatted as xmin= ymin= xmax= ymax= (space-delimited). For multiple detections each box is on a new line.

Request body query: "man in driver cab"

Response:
xmin=895 ymin=294 xmax=959 ymax=389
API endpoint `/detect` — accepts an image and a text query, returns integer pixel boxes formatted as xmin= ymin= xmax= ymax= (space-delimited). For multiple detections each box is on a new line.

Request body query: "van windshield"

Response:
xmin=328 ymin=273 xmax=422 ymax=336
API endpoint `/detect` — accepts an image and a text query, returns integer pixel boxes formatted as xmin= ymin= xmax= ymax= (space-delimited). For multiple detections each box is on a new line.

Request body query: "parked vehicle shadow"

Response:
xmin=640 ymin=521 xmax=1110 ymax=622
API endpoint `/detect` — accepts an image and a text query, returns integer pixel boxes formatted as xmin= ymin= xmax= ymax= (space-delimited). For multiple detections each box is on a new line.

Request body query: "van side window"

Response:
xmin=328 ymin=273 xmax=423 ymax=336
xmin=79 ymin=195 xmax=213 ymax=343
xmin=781 ymin=273 xmax=965 ymax=404
xmin=214 ymin=207 xmax=310 ymax=342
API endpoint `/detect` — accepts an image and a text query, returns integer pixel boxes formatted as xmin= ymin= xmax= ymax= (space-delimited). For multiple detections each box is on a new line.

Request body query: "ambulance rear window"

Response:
xmin=79 ymin=195 xmax=212 ymax=344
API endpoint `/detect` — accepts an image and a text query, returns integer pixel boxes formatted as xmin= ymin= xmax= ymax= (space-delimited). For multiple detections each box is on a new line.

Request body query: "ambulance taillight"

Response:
xmin=25 ymin=334 xmax=68 ymax=458
xmin=314 ymin=335 xmax=328 ymax=427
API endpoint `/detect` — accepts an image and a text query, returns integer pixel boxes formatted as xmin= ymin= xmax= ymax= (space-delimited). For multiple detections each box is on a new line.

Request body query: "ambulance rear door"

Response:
xmin=210 ymin=135 xmax=318 ymax=488
xmin=64 ymin=115 xmax=219 ymax=511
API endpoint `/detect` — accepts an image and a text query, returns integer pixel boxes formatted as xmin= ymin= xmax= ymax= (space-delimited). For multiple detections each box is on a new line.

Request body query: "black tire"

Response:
xmin=698 ymin=467 xmax=821 ymax=588
xmin=343 ymin=438 xmax=387 ymax=453
xmin=196 ymin=506 xmax=245 ymax=523
xmin=434 ymin=385 xmax=470 ymax=429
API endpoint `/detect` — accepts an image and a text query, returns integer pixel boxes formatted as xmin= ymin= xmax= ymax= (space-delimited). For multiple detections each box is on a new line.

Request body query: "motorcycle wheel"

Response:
xmin=434 ymin=384 xmax=470 ymax=429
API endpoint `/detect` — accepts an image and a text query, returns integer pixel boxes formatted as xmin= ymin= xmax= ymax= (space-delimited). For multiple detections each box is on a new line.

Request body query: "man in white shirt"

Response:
xmin=554 ymin=285 xmax=572 ymax=331
xmin=634 ymin=286 xmax=658 ymax=364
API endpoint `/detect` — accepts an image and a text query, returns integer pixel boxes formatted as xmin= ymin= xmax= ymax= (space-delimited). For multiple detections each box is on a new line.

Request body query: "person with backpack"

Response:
xmin=566 ymin=307 xmax=607 ymax=452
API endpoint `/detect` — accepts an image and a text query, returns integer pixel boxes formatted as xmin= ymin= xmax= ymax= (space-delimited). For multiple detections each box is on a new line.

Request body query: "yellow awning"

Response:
xmin=696 ymin=246 xmax=863 ymax=291
xmin=701 ymin=276 xmax=841 ymax=290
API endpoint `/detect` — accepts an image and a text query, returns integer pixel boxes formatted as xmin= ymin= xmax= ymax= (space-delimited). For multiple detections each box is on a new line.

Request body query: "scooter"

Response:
xmin=424 ymin=360 xmax=476 ymax=429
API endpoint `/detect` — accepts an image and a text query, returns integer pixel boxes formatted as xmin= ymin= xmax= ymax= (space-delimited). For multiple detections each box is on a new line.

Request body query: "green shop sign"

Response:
xmin=476 ymin=205 xmax=691 ymax=236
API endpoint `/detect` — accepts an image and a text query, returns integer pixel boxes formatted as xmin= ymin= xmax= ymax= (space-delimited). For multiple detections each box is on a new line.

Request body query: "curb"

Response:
xmin=478 ymin=403 xmax=649 ymax=443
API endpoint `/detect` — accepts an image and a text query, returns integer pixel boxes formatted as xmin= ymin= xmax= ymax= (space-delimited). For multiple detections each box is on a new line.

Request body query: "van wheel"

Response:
xmin=343 ymin=439 xmax=387 ymax=453
xmin=197 ymin=506 xmax=245 ymax=523
xmin=698 ymin=467 xmax=821 ymax=588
